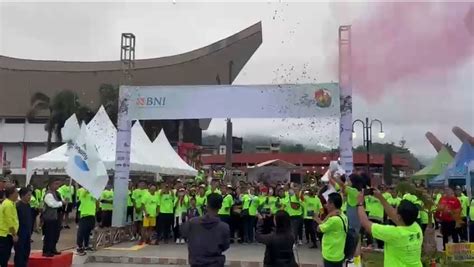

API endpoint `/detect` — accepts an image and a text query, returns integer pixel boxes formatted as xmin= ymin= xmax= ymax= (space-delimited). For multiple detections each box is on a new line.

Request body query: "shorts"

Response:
xmin=143 ymin=216 xmax=156 ymax=228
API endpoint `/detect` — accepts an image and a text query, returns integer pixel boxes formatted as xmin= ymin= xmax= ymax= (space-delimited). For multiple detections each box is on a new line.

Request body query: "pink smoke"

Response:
xmin=350 ymin=2 xmax=474 ymax=101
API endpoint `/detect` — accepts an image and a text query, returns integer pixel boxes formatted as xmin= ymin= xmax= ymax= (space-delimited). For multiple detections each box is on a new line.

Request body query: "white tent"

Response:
xmin=26 ymin=107 xmax=162 ymax=183
xmin=152 ymin=131 xmax=198 ymax=176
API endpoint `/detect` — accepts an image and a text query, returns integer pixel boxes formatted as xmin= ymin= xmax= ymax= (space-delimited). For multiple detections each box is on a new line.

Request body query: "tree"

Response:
xmin=27 ymin=90 xmax=93 ymax=151
xmin=98 ymin=84 xmax=119 ymax=126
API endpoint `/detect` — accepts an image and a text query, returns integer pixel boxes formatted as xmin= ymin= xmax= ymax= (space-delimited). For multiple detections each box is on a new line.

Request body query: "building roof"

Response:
xmin=202 ymin=152 xmax=409 ymax=167
xmin=0 ymin=22 xmax=262 ymax=117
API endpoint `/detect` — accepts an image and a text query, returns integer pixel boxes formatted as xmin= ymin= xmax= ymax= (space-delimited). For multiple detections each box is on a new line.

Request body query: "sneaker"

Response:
xmin=85 ymin=247 xmax=95 ymax=252
xmin=76 ymin=249 xmax=86 ymax=256
xmin=298 ymin=240 xmax=303 ymax=246
xmin=180 ymin=238 xmax=185 ymax=244
xmin=176 ymin=239 xmax=180 ymax=244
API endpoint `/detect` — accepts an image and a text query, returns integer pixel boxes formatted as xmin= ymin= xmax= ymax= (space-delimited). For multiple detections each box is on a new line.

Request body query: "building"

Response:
xmin=202 ymin=152 xmax=410 ymax=176
xmin=0 ymin=22 xmax=263 ymax=176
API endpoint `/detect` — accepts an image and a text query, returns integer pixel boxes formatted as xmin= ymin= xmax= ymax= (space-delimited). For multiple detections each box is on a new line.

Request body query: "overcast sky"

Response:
xmin=1 ymin=1 xmax=472 ymax=158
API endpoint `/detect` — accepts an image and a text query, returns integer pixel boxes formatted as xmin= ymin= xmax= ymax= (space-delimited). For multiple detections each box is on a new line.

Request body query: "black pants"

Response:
xmin=441 ymin=220 xmax=458 ymax=250
xmin=31 ymin=208 xmax=39 ymax=234
xmin=0 ymin=235 xmax=13 ymax=267
xmin=230 ymin=213 xmax=242 ymax=241
xmin=469 ymin=221 xmax=474 ymax=242
xmin=126 ymin=206 xmax=134 ymax=223
xmin=173 ymin=216 xmax=187 ymax=241
xmin=158 ymin=213 xmax=174 ymax=241
xmin=290 ymin=216 xmax=303 ymax=242
xmin=261 ymin=215 xmax=274 ymax=235
xmin=43 ymin=219 xmax=61 ymax=254
xmin=14 ymin=234 xmax=31 ymax=267
xmin=75 ymin=201 xmax=81 ymax=224
xmin=101 ymin=210 xmax=112 ymax=228
xmin=323 ymin=259 xmax=344 ymax=267
xmin=304 ymin=219 xmax=317 ymax=245
xmin=243 ymin=215 xmax=256 ymax=243
xmin=457 ymin=217 xmax=468 ymax=241
xmin=77 ymin=216 xmax=95 ymax=249
xmin=219 ymin=215 xmax=231 ymax=226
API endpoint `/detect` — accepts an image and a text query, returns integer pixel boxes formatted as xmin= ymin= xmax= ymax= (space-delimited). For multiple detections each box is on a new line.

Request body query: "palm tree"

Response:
xmin=27 ymin=90 xmax=94 ymax=151
xmin=98 ymin=84 xmax=119 ymax=126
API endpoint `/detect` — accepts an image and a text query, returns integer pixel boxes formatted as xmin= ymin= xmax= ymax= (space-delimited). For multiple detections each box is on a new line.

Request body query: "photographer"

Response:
xmin=357 ymin=189 xmax=422 ymax=267
xmin=256 ymin=210 xmax=298 ymax=267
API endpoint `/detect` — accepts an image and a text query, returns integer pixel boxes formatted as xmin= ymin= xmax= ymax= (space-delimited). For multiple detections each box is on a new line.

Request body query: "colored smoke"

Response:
xmin=350 ymin=2 xmax=474 ymax=101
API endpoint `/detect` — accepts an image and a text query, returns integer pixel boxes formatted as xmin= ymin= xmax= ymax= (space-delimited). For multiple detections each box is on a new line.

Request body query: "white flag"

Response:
xmin=65 ymin=123 xmax=108 ymax=199
xmin=61 ymin=114 xmax=80 ymax=142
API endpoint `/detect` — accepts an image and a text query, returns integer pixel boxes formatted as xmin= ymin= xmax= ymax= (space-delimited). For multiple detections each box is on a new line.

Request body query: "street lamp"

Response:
xmin=352 ymin=117 xmax=384 ymax=173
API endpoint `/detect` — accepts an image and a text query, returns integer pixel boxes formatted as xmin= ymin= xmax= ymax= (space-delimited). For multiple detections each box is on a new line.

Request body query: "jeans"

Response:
xmin=43 ymin=219 xmax=61 ymax=254
xmin=243 ymin=215 xmax=256 ymax=242
xmin=14 ymin=233 xmax=31 ymax=267
xmin=441 ymin=220 xmax=458 ymax=250
xmin=77 ymin=216 xmax=96 ymax=249
xmin=304 ymin=219 xmax=317 ymax=245
xmin=0 ymin=235 xmax=13 ymax=267
xmin=290 ymin=216 xmax=303 ymax=242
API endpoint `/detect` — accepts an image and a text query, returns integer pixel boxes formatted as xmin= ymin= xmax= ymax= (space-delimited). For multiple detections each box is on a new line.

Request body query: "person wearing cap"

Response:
xmin=141 ymin=184 xmax=159 ymax=245
xmin=218 ymin=185 xmax=234 ymax=227
xmin=99 ymin=185 xmax=114 ymax=228
xmin=0 ymin=185 xmax=19 ymax=267
xmin=158 ymin=184 xmax=174 ymax=243
xmin=284 ymin=185 xmax=304 ymax=245
xmin=174 ymin=187 xmax=189 ymax=244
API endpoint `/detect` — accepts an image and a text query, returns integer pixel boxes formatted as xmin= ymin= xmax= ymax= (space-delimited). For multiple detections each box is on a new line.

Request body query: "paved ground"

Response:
xmin=31 ymin=227 xmax=77 ymax=251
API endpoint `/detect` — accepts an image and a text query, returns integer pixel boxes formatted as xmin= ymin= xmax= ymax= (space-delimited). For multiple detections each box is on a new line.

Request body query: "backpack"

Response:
xmin=338 ymin=215 xmax=358 ymax=260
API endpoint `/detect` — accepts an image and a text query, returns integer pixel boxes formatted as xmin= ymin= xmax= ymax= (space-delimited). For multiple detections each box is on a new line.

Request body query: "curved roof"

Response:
xmin=0 ymin=22 xmax=262 ymax=117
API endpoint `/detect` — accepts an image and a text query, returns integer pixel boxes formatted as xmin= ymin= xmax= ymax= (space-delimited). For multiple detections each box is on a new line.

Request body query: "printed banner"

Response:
xmin=446 ymin=243 xmax=474 ymax=262
xmin=123 ymin=84 xmax=340 ymax=120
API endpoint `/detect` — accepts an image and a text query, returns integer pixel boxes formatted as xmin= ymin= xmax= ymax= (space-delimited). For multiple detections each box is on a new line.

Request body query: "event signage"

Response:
xmin=112 ymin=83 xmax=341 ymax=227
xmin=125 ymin=84 xmax=340 ymax=120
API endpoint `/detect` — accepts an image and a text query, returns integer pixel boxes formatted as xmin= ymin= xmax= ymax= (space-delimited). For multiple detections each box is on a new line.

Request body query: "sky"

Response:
xmin=0 ymin=1 xmax=472 ymax=158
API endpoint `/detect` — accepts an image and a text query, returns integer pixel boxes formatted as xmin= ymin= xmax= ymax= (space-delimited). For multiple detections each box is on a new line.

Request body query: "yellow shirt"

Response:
xmin=0 ymin=199 xmax=19 ymax=237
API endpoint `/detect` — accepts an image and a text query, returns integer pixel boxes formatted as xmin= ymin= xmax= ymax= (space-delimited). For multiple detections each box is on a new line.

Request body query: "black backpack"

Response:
xmin=338 ymin=215 xmax=358 ymax=260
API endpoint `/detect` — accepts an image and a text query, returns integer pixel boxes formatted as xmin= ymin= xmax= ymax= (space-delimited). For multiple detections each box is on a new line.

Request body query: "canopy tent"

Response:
xmin=429 ymin=141 xmax=474 ymax=186
xmin=27 ymin=107 xmax=162 ymax=183
xmin=411 ymin=146 xmax=454 ymax=180
xmin=151 ymin=131 xmax=198 ymax=176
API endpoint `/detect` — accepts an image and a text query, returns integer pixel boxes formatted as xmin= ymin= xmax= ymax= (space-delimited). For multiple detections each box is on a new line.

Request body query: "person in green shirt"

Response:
xmin=76 ymin=188 xmax=97 ymax=255
xmin=469 ymin=198 xmax=474 ymax=242
xmin=455 ymin=187 xmax=469 ymax=241
xmin=218 ymin=185 xmax=234 ymax=226
xmin=141 ymin=184 xmax=159 ymax=245
xmin=58 ymin=183 xmax=75 ymax=229
xmin=195 ymin=185 xmax=207 ymax=216
xmin=132 ymin=180 xmax=147 ymax=240
xmin=206 ymin=179 xmax=221 ymax=197
xmin=365 ymin=194 xmax=384 ymax=248
xmin=285 ymin=186 xmax=303 ymax=245
xmin=174 ymin=187 xmax=189 ymax=244
xmin=242 ymin=186 xmax=259 ymax=243
xmin=315 ymin=192 xmax=347 ymax=267
xmin=126 ymin=182 xmax=134 ymax=224
xmin=99 ymin=186 xmax=114 ymax=228
xmin=0 ymin=185 xmax=19 ymax=267
xmin=358 ymin=189 xmax=423 ymax=267
xmin=158 ymin=184 xmax=174 ymax=243
xmin=303 ymin=189 xmax=322 ymax=248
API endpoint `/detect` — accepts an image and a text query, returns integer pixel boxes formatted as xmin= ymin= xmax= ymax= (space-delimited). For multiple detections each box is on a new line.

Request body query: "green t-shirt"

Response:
xmin=458 ymin=194 xmax=469 ymax=218
xmin=371 ymin=223 xmax=423 ymax=267
xmin=143 ymin=192 xmax=159 ymax=217
xmin=132 ymin=189 xmax=147 ymax=209
xmin=78 ymin=189 xmax=97 ymax=217
xmin=346 ymin=186 xmax=359 ymax=207
xmin=388 ymin=196 xmax=401 ymax=207
xmin=205 ymin=187 xmax=221 ymax=197
xmin=268 ymin=196 xmax=279 ymax=214
xmin=242 ymin=194 xmax=251 ymax=210
xmin=303 ymin=196 xmax=322 ymax=219
xmin=366 ymin=195 xmax=384 ymax=221
xmin=159 ymin=193 xmax=174 ymax=214
xmin=127 ymin=190 xmax=133 ymax=207
xmin=319 ymin=214 xmax=347 ymax=262
xmin=58 ymin=185 xmax=74 ymax=202
xmin=100 ymin=190 xmax=114 ymax=211
xmin=30 ymin=195 xmax=39 ymax=209
xmin=218 ymin=194 xmax=234 ymax=215
xmin=285 ymin=195 xmax=303 ymax=217
xmin=196 ymin=194 xmax=207 ymax=215
xmin=248 ymin=195 xmax=260 ymax=216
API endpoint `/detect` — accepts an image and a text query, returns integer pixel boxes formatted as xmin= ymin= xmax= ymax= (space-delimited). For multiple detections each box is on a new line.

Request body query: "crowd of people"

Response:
xmin=0 ymin=169 xmax=473 ymax=267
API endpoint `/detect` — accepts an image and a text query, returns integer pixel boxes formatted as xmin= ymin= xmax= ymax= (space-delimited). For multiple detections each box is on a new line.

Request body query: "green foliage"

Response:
xmin=27 ymin=90 xmax=93 ymax=151
xmin=355 ymin=141 xmax=423 ymax=170
xmin=98 ymin=84 xmax=119 ymax=126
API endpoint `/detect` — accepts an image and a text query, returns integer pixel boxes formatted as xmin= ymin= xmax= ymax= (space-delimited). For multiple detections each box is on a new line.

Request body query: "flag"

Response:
xmin=65 ymin=123 xmax=108 ymax=199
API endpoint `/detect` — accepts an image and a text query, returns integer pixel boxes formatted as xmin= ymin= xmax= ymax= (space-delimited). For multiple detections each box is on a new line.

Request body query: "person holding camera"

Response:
xmin=256 ymin=210 xmax=298 ymax=267
xmin=357 ymin=189 xmax=423 ymax=267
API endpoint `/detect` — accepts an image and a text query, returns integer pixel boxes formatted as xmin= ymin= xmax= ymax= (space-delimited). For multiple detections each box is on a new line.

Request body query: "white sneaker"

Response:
xmin=176 ymin=239 xmax=180 ymax=244
xmin=298 ymin=240 xmax=303 ymax=245
xmin=180 ymin=238 xmax=185 ymax=244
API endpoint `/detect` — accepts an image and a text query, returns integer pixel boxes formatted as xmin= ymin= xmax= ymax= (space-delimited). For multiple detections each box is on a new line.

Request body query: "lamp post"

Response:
xmin=352 ymin=117 xmax=385 ymax=173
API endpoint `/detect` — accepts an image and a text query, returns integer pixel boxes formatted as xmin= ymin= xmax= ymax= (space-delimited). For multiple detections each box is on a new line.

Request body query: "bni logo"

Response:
xmin=136 ymin=96 xmax=167 ymax=108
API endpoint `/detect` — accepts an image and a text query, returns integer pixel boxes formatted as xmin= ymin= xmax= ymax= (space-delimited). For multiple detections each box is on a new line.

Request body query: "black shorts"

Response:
xmin=126 ymin=206 xmax=134 ymax=222
xmin=101 ymin=210 xmax=112 ymax=228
